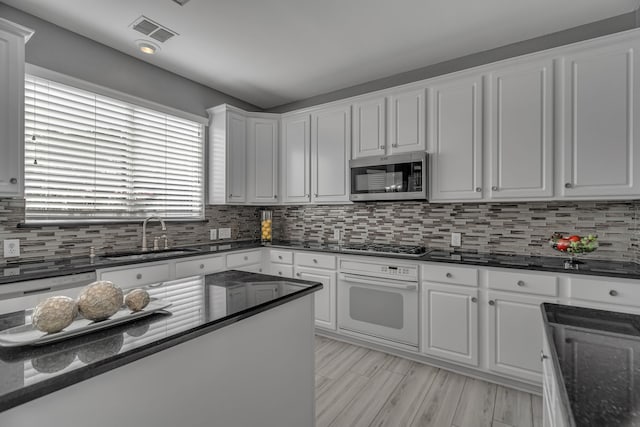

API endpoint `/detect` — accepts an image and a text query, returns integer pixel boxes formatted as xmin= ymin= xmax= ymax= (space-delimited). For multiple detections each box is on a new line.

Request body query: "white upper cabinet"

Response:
xmin=0 ymin=19 xmax=33 ymax=198
xmin=559 ymin=40 xmax=640 ymax=198
xmin=488 ymin=59 xmax=554 ymax=199
xmin=311 ymin=103 xmax=351 ymax=203
xmin=429 ymin=74 xmax=484 ymax=201
xmin=226 ymin=111 xmax=247 ymax=203
xmin=352 ymin=95 xmax=386 ymax=159
xmin=389 ymin=87 xmax=426 ymax=154
xmin=247 ymin=117 xmax=279 ymax=204
xmin=280 ymin=113 xmax=311 ymax=204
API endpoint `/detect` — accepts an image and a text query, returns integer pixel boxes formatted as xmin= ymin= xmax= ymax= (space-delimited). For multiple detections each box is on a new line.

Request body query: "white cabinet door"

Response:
xmin=247 ymin=117 xmax=278 ymax=204
xmin=352 ymin=96 xmax=386 ymax=159
xmin=389 ymin=88 xmax=426 ymax=154
xmin=226 ymin=111 xmax=247 ymax=203
xmin=311 ymin=104 xmax=351 ymax=203
xmin=560 ymin=41 xmax=640 ymax=198
xmin=295 ymin=266 xmax=336 ymax=330
xmin=247 ymin=283 xmax=279 ymax=305
xmin=488 ymin=291 xmax=549 ymax=384
xmin=0 ymin=20 xmax=31 ymax=198
xmin=421 ymin=282 xmax=478 ymax=366
xmin=281 ymin=113 xmax=311 ymax=203
xmin=489 ymin=59 xmax=554 ymax=199
xmin=429 ymin=74 xmax=483 ymax=201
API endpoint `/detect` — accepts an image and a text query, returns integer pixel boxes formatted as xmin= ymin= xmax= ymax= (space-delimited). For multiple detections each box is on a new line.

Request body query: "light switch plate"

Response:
xmin=3 ymin=239 xmax=20 ymax=258
xmin=219 ymin=228 xmax=231 ymax=239
xmin=451 ymin=232 xmax=461 ymax=247
xmin=209 ymin=229 xmax=218 ymax=240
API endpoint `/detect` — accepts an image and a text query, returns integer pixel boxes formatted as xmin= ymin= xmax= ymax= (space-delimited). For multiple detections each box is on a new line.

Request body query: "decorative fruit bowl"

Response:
xmin=549 ymin=233 xmax=598 ymax=254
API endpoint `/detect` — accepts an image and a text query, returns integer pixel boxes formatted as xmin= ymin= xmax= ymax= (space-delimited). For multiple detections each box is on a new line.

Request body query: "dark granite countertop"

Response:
xmin=1 ymin=239 xmax=639 ymax=287
xmin=0 ymin=270 xmax=322 ymax=412
xmin=542 ymin=303 xmax=640 ymax=427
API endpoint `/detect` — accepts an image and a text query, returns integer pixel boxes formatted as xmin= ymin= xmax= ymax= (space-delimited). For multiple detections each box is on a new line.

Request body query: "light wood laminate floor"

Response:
xmin=315 ymin=336 xmax=542 ymax=427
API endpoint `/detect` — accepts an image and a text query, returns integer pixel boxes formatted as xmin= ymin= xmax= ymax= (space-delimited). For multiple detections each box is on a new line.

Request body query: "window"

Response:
xmin=24 ymin=75 xmax=204 ymax=222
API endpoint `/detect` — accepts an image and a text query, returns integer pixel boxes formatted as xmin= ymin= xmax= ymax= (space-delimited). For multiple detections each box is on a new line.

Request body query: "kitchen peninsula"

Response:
xmin=0 ymin=270 xmax=322 ymax=427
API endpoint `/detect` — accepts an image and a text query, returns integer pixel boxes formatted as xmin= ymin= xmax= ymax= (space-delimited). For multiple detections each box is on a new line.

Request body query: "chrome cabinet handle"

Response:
xmin=313 ymin=259 xmax=318 ymax=264
xmin=445 ymin=272 xmax=452 ymax=278
xmin=296 ymin=272 xmax=301 ymax=277
xmin=278 ymin=271 xmax=282 ymax=275
xmin=9 ymin=178 xmax=17 ymax=184
xmin=278 ymin=255 xmax=283 ymax=260
xmin=471 ymin=297 xmax=477 ymax=303
xmin=564 ymin=183 xmax=572 ymax=189
xmin=136 ymin=273 xmax=142 ymax=280
xmin=491 ymin=186 xmax=498 ymax=191
xmin=609 ymin=290 xmax=618 ymax=296
xmin=199 ymin=264 xmax=205 ymax=269
xmin=475 ymin=187 xmax=481 ymax=192
xmin=489 ymin=300 xmax=495 ymax=306
xmin=517 ymin=280 xmax=525 ymax=287
xmin=540 ymin=351 xmax=548 ymax=361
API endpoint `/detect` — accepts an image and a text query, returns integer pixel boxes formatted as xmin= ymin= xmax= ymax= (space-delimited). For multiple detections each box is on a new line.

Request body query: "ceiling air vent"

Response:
xmin=131 ymin=16 xmax=178 ymax=43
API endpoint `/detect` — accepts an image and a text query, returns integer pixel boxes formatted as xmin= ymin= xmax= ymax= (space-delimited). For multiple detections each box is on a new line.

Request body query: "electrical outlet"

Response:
xmin=3 ymin=239 xmax=20 ymax=258
xmin=451 ymin=232 xmax=461 ymax=247
xmin=333 ymin=229 xmax=341 ymax=241
xmin=219 ymin=228 xmax=231 ymax=239
xmin=209 ymin=229 xmax=218 ymax=240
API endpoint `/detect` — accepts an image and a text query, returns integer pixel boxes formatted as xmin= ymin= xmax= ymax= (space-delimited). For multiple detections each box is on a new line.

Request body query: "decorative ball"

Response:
xmin=124 ymin=289 xmax=150 ymax=312
xmin=32 ymin=296 xmax=78 ymax=333
xmin=77 ymin=281 xmax=123 ymax=321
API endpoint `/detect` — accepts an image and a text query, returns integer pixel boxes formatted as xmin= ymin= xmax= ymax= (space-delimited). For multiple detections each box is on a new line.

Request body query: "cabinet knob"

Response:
xmin=296 ymin=272 xmax=301 ymax=277
xmin=305 ymin=194 xmax=309 ymax=197
xmin=475 ymin=187 xmax=481 ymax=193
xmin=540 ymin=350 xmax=548 ymax=361
xmin=278 ymin=271 xmax=282 ymax=275
xmin=274 ymin=195 xmax=277 ymax=199
xmin=136 ymin=273 xmax=142 ymax=280
xmin=313 ymin=259 xmax=318 ymax=264
xmin=314 ymin=193 xmax=318 ymax=198
xmin=229 ymin=193 xmax=233 ymax=197
xmin=491 ymin=186 xmax=498 ymax=191
xmin=244 ymin=256 xmax=248 ymax=261
xmin=488 ymin=300 xmax=495 ymax=306
xmin=609 ymin=289 xmax=618 ymax=296
xmin=9 ymin=178 xmax=17 ymax=184
xmin=564 ymin=183 xmax=572 ymax=189
xmin=381 ymin=145 xmax=386 ymax=149
xmin=278 ymin=255 xmax=283 ymax=260
xmin=199 ymin=264 xmax=205 ymax=269
xmin=445 ymin=272 xmax=452 ymax=278
xmin=392 ymin=144 xmax=398 ymax=148
xmin=517 ymin=280 xmax=525 ymax=287
xmin=471 ymin=297 xmax=477 ymax=303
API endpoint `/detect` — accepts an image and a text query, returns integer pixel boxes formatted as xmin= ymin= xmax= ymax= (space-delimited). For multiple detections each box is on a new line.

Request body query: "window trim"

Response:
xmin=24 ymin=66 xmax=207 ymax=223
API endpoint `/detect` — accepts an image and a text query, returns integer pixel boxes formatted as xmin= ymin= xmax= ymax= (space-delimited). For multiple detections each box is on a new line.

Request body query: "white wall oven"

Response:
xmin=338 ymin=259 xmax=419 ymax=349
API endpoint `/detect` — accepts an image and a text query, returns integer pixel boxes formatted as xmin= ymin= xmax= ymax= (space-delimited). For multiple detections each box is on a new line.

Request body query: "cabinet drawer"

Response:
xmin=175 ymin=255 xmax=225 ymax=278
xmin=100 ymin=263 xmax=170 ymax=287
xmin=227 ymin=250 xmax=262 ymax=268
xmin=295 ymin=252 xmax=336 ymax=270
xmin=421 ymin=263 xmax=478 ymax=287
xmin=270 ymin=250 xmax=293 ymax=264
xmin=269 ymin=265 xmax=294 ymax=278
xmin=488 ymin=270 xmax=558 ymax=296
xmin=570 ymin=276 xmax=640 ymax=307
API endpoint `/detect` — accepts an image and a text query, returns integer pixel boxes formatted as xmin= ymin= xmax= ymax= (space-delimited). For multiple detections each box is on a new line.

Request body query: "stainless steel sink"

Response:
xmin=103 ymin=249 xmax=198 ymax=261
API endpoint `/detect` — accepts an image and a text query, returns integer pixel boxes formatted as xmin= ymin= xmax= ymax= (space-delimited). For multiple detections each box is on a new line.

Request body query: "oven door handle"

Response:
xmin=340 ymin=274 xmax=418 ymax=291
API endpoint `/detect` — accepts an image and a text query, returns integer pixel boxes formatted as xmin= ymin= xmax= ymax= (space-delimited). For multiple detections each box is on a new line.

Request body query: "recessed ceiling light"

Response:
xmin=136 ymin=40 xmax=160 ymax=55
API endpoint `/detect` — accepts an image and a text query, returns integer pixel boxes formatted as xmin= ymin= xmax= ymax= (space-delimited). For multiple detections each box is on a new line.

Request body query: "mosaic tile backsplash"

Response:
xmin=271 ymin=201 xmax=639 ymax=262
xmin=0 ymin=198 xmax=638 ymax=263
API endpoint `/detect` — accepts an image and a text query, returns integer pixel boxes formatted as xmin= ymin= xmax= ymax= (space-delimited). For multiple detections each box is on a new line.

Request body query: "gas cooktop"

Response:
xmin=339 ymin=243 xmax=431 ymax=257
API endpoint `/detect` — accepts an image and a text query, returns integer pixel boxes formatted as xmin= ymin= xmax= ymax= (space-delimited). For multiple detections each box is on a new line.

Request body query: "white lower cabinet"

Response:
xmin=98 ymin=262 xmax=171 ymax=287
xmin=175 ymin=254 xmax=225 ymax=279
xmin=226 ymin=249 xmax=263 ymax=273
xmin=488 ymin=291 xmax=549 ymax=384
xmin=421 ymin=282 xmax=479 ymax=366
xmin=295 ymin=265 xmax=336 ymax=330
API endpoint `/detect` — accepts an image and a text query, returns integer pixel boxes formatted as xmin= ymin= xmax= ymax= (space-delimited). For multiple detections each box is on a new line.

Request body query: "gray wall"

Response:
xmin=268 ymin=10 xmax=640 ymax=113
xmin=0 ymin=3 xmax=260 ymax=117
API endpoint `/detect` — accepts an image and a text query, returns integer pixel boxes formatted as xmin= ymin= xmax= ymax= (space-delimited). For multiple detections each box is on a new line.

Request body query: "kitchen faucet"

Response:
xmin=141 ymin=216 xmax=167 ymax=252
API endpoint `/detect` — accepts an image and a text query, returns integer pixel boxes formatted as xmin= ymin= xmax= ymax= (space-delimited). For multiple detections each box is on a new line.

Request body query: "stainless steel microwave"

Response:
xmin=349 ymin=152 xmax=427 ymax=201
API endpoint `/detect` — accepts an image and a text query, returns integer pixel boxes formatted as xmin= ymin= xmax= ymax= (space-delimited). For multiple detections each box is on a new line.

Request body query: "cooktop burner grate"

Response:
xmin=340 ymin=243 xmax=430 ymax=257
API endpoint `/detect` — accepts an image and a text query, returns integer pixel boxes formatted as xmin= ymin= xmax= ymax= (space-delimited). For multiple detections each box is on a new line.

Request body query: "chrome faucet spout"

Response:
xmin=141 ymin=216 xmax=167 ymax=252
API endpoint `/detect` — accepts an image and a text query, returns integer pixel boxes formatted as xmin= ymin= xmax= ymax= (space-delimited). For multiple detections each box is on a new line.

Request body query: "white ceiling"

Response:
xmin=4 ymin=0 xmax=640 ymax=109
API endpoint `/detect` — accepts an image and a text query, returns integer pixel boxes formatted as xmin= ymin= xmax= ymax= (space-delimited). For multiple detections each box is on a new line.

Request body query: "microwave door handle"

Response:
xmin=341 ymin=274 xmax=417 ymax=291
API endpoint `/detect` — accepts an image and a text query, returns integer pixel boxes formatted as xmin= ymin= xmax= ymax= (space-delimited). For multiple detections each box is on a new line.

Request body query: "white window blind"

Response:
xmin=24 ymin=75 xmax=204 ymax=222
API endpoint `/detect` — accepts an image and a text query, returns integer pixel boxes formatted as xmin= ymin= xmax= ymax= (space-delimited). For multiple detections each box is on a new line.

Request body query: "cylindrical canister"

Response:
xmin=261 ymin=210 xmax=272 ymax=244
